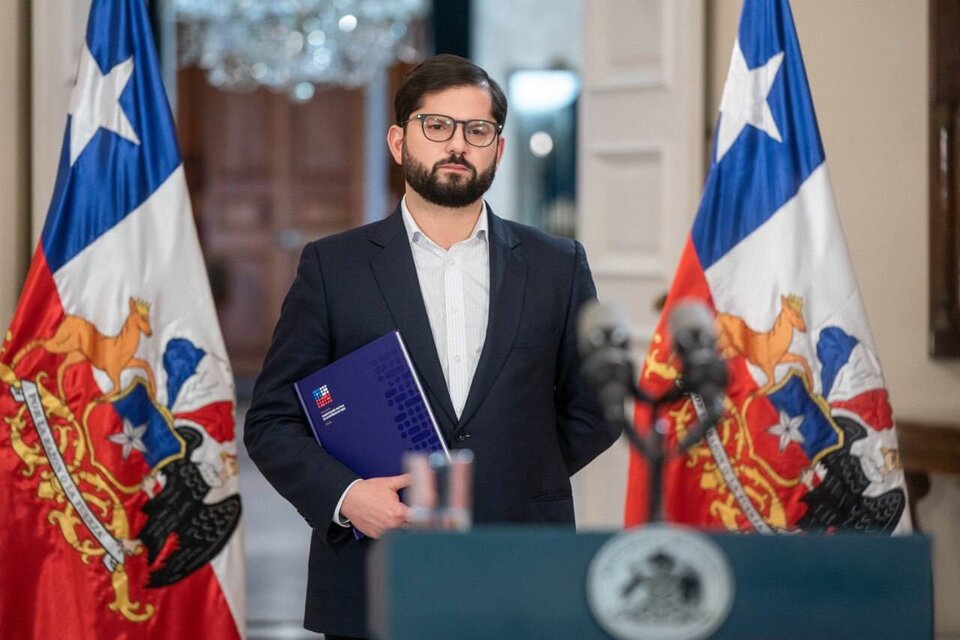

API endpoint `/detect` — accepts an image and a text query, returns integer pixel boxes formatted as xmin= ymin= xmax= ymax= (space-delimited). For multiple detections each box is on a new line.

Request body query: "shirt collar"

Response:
xmin=400 ymin=196 xmax=489 ymax=248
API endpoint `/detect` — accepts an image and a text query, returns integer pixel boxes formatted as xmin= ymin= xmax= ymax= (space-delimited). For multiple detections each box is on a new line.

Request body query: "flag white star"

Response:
xmin=767 ymin=409 xmax=804 ymax=453
xmin=107 ymin=419 xmax=148 ymax=462
xmin=715 ymin=40 xmax=784 ymax=162
xmin=68 ymin=44 xmax=140 ymax=165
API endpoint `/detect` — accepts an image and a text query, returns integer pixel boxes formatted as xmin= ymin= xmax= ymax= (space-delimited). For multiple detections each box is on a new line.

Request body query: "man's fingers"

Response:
xmin=342 ymin=475 xmax=412 ymax=539
xmin=394 ymin=503 xmax=410 ymax=521
xmin=385 ymin=473 xmax=411 ymax=490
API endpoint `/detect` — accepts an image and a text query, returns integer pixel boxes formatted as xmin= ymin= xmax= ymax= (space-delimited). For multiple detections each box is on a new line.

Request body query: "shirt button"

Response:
xmin=454 ymin=355 xmax=462 ymax=362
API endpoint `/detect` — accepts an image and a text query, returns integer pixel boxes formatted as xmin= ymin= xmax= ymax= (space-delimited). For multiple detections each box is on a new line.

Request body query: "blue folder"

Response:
xmin=294 ymin=331 xmax=449 ymax=479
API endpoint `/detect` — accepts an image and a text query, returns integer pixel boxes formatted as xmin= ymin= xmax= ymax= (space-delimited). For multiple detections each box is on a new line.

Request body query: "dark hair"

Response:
xmin=394 ymin=54 xmax=508 ymax=127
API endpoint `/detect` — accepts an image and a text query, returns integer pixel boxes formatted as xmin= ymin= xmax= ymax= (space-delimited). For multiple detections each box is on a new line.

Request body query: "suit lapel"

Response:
xmin=368 ymin=210 xmax=458 ymax=428
xmin=457 ymin=211 xmax=525 ymax=429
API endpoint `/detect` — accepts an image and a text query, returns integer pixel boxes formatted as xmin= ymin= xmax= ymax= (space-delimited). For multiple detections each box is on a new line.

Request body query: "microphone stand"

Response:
xmin=617 ymin=380 xmax=723 ymax=523
xmin=578 ymin=309 xmax=727 ymax=524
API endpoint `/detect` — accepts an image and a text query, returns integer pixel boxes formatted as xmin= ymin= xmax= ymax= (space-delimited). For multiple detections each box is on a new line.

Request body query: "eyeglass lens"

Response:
xmin=419 ymin=115 xmax=497 ymax=147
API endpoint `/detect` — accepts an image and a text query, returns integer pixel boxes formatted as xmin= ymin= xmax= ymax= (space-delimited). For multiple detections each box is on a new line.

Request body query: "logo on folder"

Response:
xmin=313 ymin=385 xmax=332 ymax=409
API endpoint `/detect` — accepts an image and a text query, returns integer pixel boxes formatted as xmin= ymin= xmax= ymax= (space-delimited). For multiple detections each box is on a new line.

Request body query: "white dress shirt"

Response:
xmin=333 ymin=198 xmax=491 ymax=525
xmin=400 ymin=197 xmax=490 ymax=418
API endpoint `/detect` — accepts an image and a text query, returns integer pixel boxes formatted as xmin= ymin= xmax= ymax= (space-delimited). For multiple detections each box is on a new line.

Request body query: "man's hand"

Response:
xmin=340 ymin=474 xmax=411 ymax=539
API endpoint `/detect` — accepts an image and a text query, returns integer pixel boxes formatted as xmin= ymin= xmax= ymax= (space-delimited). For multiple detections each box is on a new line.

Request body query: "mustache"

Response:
xmin=432 ymin=155 xmax=476 ymax=175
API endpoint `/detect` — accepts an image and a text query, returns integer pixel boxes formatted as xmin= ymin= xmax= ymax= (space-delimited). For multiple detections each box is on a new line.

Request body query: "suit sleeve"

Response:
xmin=243 ymin=241 xmax=360 ymax=545
xmin=554 ymin=240 xmax=622 ymax=475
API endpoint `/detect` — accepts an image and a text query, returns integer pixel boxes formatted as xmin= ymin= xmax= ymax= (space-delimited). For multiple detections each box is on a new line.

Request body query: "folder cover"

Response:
xmin=294 ymin=331 xmax=449 ymax=478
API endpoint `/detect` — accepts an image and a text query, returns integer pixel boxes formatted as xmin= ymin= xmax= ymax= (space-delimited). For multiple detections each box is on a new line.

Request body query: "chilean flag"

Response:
xmin=625 ymin=0 xmax=910 ymax=535
xmin=0 ymin=1 xmax=244 ymax=637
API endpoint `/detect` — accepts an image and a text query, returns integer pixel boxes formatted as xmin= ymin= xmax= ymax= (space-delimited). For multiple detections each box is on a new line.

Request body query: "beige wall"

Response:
xmin=711 ymin=0 xmax=959 ymax=634
xmin=0 ymin=1 xmax=29 ymax=334
xmin=1 ymin=0 xmax=90 ymax=332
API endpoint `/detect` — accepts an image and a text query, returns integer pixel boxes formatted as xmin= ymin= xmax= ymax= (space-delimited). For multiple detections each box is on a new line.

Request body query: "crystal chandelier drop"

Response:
xmin=175 ymin=0 xmax=428 ymax=101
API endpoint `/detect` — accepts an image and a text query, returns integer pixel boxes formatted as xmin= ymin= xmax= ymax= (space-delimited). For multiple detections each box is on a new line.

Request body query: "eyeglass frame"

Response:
xmin=401 ymin=113 xmax=504 ymax=148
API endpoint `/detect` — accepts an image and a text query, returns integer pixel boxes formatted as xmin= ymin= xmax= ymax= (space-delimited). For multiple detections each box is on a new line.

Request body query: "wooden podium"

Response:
xmin=368 ymin=528 xmax=932 ymax=639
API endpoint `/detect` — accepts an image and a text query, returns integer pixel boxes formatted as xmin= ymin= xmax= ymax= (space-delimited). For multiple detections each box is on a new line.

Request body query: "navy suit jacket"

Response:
xmin=244 ymin=206 xmax=619 ymax=637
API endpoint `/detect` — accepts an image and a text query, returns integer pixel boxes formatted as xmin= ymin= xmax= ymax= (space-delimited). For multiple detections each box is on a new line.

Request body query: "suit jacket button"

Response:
xmin=455 ymin=433 xmax=467 ymax=442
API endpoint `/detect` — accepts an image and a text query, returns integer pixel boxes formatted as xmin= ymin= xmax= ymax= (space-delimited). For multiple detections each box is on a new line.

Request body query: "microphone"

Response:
xmin=577 ymin=301 xmax=635 ymax=428
xmin=668 ymin=300 xmax=727 ymax=445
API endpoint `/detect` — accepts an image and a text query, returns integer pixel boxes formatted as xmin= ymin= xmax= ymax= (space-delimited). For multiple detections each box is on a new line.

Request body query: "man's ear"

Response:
xmin=494 ymin=135 xmax=506 ymax=167
xmin=387 ymin=125 xmax=404 ymax=165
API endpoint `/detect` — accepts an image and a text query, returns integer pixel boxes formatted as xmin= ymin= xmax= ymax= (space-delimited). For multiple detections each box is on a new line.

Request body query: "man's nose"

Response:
xmin=444 ymin=123 xmax=470 ymax=154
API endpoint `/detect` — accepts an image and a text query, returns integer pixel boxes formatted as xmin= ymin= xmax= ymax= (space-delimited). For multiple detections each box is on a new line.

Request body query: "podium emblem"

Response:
xmin=587 ymin=525 xmax=734 ymax=640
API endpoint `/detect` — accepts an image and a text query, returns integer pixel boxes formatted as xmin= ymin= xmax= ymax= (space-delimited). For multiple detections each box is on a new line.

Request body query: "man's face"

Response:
xmin=388 ymin=85 xmax=505 ymax=209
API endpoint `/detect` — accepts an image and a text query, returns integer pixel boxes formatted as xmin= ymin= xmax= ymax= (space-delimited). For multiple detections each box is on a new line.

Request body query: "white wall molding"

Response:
xmin=30 ymin=0 xmax=90 ymax=241
xmin=575 ymin=0 xmax=704 ymax=530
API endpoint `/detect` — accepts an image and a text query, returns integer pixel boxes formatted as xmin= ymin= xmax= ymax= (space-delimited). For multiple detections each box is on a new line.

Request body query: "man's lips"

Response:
xmin=437 ymin=163 xmax=471 ymax=172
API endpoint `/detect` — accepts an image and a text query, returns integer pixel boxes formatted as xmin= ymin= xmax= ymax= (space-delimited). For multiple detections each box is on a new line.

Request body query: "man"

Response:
xmin=244 ymin=54 xmax=620 ymax=639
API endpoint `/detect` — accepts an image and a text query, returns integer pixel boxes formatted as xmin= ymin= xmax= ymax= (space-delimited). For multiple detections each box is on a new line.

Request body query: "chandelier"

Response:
xmin=175 ymin=0 xmax=428 ymax=101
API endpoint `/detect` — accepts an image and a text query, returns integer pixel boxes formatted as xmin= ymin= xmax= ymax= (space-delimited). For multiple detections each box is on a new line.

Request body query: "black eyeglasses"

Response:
xmin=402 ymin=113 xmax=503 ymax=148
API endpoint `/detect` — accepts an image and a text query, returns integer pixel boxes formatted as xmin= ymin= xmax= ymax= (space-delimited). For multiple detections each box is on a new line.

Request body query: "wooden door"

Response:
xmin=177 ymin=68 xmax=366 ymax=379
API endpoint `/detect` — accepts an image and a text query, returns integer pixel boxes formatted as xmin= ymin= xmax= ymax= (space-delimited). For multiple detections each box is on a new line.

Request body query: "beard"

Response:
xmin=402 ymin=143 xmax=497 ymax=208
